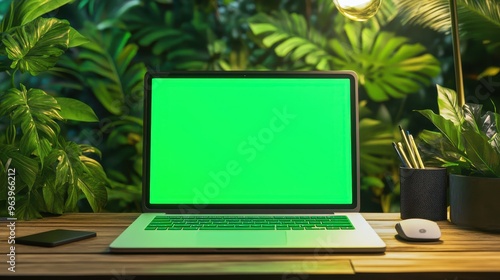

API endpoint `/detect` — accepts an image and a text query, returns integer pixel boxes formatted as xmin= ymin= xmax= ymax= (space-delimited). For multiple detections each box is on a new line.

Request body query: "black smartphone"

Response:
xmin=17 ymin=229 xmax=96 ymax=247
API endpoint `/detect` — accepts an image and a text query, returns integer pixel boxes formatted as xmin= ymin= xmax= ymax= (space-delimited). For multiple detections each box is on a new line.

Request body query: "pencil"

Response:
xmin=393 ymin=142 xmax=408 ymax=167
xmin=408 ymin=134 xmax=425 ymax=169
xmin=397 ymin=142 xmax=413 ymax=168
xmin=399 ymin=126 xmax=418 ymax=168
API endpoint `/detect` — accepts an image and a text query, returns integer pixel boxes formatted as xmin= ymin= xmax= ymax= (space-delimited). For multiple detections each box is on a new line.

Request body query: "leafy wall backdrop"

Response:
xmin=1 ymin=0 xmax=498 ymax=218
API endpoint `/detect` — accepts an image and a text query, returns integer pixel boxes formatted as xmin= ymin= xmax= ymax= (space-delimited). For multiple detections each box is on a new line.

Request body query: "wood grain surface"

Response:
xmin=1 ymin=213 xmax=500 ymax=278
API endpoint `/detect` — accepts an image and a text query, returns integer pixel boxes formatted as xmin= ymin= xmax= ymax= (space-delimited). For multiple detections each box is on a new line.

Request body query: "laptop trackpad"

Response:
xmin=196 ymin=231 xmax=287 ymax=247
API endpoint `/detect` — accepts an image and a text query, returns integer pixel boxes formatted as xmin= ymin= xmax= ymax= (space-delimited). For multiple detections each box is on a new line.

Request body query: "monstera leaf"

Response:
xmin=42 ymin=140 xmax=108 ymax=213
xmin=0 ymin=0 xmax=87 ymax=76
xmin=2 ymin=18 xmax=70 ymax=75
xmin=330 ymin=23 xmax=441 ymax=101
xmin=249 ymin=10 xmax=440 ymax=101
xmin=0 ymin=0 xmax=107 ymax=220
xmin=1 ymin=16 xmax=87 ymax=75
xmin=0 ymin=85 xmax=62 ymax=162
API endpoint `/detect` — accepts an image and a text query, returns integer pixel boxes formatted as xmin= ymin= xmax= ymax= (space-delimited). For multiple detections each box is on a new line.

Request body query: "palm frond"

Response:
xmin=124 ymin=2 xmax=194 ymax=61
xmin=459 ymin=0 xmax=500 ymax=43
xmin=396 ymin=0 xmax=450 ymax=33
xmin=371 ymin=0 xmax=398 ymax=29
xmin=249 ymin=11 xmax=333 ymax=70
xmin=397 ymin=0 xmax=500 ymax=44
xmin=73 ymin=24 xmax=146 ymax=115
xmin=78 ymin=0 xmax=141 ymax=30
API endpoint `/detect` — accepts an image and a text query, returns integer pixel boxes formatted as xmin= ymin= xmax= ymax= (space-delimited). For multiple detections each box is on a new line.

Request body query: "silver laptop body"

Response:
xmin=109 ymin=71 xmax=386 ymax=253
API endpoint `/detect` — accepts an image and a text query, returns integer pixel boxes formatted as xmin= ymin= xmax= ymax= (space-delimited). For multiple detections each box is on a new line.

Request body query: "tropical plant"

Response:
xmin=397 ymin=0 xmax=500 ymax=176
xmin=0 ymin=0 xmax=108 ymax=220
xmin=248 ymin=10 xmax=441 ymax=101
xmin=47 ymin=0 xmax=147 ymax=212
xmin=359 ymin=101 xmax=399 ymax=212
xmin=122 ymin=1 xmax=233 ymax=71
xmin=417 ymin=85 xmax=500 ymax=177
xmin=247 ymin=1 xmax=441 ymax=211
xmin=397 ymin=0 xmax=500 ymax=47
xmin=397 ymin=0 xmax=500 ymax=98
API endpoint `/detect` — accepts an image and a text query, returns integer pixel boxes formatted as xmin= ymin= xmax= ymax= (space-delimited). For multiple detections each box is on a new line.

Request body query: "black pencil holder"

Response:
xmin=400 ymin=167 xmax=448 ymax=221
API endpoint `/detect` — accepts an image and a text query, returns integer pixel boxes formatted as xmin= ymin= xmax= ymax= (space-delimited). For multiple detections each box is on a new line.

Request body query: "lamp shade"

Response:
xmin=333 ymin=0 xmax=382 ymax=21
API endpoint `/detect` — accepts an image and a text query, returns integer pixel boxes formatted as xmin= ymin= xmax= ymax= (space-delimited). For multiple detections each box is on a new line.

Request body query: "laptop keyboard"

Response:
xmin=145 ymin=215 xmax=354 ymax=230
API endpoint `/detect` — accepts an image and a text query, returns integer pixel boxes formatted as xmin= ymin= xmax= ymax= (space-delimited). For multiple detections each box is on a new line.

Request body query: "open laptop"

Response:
xmin=109 ymin=71 xmax=386 ymax=253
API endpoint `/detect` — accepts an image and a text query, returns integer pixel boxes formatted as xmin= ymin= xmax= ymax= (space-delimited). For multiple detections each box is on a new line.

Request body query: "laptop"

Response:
xmin=109 ymin=71 xmax=386 ymax=253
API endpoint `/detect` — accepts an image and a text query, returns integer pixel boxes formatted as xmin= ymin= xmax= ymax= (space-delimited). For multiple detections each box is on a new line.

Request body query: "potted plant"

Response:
xmin=0 ymin=0 xmax=108 ymax=220
xmin=416 ymin=85 xmax=500 ymax=231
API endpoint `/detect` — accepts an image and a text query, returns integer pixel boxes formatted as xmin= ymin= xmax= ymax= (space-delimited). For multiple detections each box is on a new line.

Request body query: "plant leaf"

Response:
xmin=71 ymin=24 xmax=146 ymax=115
xmin=249 ymin=11 xmax=332 ymax=69
xmin=55 ymin=97 xmax=99 ymax=122
xmin=80 ymin=144 xmax=103 ymax=159
xmin=0 ymin=160 xmax=5 ymax=201
xmin=68 ymin=27 xmax=89 ymax=47
xmin=42 ymin=176 xmax=66 ymax=214
xmin=44 ymin=140 xmax=108 ymax=213
xmin=0 ymin=85 xmax=61 ymax=162
xmin=480 ymin=109 xmax=497 ymax=137
xmin=248 ymin=10 xmax=439 ymax=100
xmin=359 ymin=116 xmax=395 ymax=175
xmin=397 ymin=0 xmax=500 ymax=45
xmin=2 ymin=17 xmax=70 ymax=75
xmin=478 ymin=66 xmax=500 ymax=79
xmin=44 ymin=147 xmax=72 ymax=190
xmin=78 ymin=0 xmax=141 ymax=31
xmin=15 ymin=190 xmax=44 ymax=220
xmin=65 ymin=182 xmax=79 ymax=212
xmin=0 ymin=144 xmax=39 ymax=189
xmin=330 ymin=23 xmax=440 ymax=101
xmin=462 ymin=121 xmax=500 ymax=177
xmin=418 ymin=129 xmax=469 ymax=172
xmin=0 ymin=0 xmax=72 ymax=32
xmin=396 ymin=0 xmax=451 ymax=33
xmin=417 ymin=109 xmax=463 ymax=151
xmin=463 ymin=103 xmax=484 ymax=133
xmin=43 ymin=143 xmax=79 ymax=212
xmin=436 ymin=85 xmax=464 ymax=125
xmin=78 ymin=174 xmax=108 ymax=212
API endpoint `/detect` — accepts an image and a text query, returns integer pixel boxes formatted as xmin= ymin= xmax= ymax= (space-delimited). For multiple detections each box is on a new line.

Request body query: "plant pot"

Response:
xmin=450 ymin=174 xmax=500 ymax=231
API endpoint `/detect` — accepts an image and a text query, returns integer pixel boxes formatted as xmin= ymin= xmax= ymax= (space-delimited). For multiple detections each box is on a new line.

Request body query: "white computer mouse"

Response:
xmin=395 ymin=218 xmax=441 ymax=241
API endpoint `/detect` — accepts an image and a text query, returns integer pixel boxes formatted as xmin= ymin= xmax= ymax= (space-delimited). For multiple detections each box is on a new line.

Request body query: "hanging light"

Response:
xmin=333 ymin=0 xmax=382 ymax=21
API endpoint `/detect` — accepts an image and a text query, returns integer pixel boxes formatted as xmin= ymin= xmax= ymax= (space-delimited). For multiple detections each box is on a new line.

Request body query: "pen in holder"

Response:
xmin=399 ymin=167 xmax=448 ymax=221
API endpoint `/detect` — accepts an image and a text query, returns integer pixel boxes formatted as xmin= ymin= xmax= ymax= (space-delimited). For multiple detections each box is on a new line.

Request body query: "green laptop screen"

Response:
xmin=149 ymin=76 xmax=354 ymax=206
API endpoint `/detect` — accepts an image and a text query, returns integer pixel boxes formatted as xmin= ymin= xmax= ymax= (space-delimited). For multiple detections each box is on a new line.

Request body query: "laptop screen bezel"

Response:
xmin=142 ymin=71 xmax=360 ymax=214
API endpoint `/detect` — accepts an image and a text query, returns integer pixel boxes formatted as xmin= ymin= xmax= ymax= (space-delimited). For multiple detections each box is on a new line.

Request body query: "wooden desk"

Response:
xmin=2 ymin=213 xmax=500 ymax=279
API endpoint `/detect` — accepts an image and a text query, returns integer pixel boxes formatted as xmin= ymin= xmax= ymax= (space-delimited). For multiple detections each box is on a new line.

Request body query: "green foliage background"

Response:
xmin=1 ymin=0 xmax=499 ymax=215
xmin=0 ymin=0 xmax=108 ymax=219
